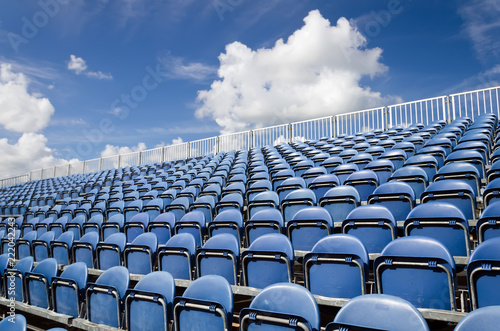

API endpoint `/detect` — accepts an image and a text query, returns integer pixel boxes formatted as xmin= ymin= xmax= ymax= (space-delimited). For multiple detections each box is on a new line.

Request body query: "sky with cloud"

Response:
xmin=0 ymin=0 xmax=499 ymax=179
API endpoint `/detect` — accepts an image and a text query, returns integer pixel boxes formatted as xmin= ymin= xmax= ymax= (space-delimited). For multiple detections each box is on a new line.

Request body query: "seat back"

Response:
xmin=52 ymin=262 xmax=88 ymax=317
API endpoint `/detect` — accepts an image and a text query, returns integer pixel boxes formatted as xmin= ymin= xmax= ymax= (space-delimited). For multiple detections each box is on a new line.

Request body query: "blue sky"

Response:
xmin=0 ymin=0 xmax=499 ymax=178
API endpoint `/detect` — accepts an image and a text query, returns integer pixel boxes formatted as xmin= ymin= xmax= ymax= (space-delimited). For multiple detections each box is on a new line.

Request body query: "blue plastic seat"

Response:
xmin=96 ymin=232 xmax=126 ymax=270
xmin=365 ymin=145 xmax=386 ymax=160
xmin=393 ymin=141 xmax=416 ymax=158
xmin=321 ymin=156 xmax=343 ymax=174
xmin=488 ymin=160 xmax=500 ymax=182
xmin=344 ymin=170 xmax=379 ymax=202
xmin=159 ymin=188 xmax=178 ymax=207
xmin=405 ymin=154 xmax=439 ymax=182
xmin=303 ymin=234 xmax=369 ymax=298
xmin=82 ymin=214 xmax=104 ymax=239
xmin=477 ymin=201 xmax=500 ymax=243
xmin=367 ymin=181 xmax=415 ymax=222
xmin=418 ymin=146 xmax=447 ymax=168
xmin=52 ymin=261 xmax=88 ymax=317
xmin=215 ymin=192 xmax=244 ymax=214
xmin=16 ymin=231 xmax=37 ymax=260
xmin=158 ymin=233 xmax=196 ymax=280
xmin=189 ymin=195 xmax=215 ymax=223
xmin=124 ymin=200 xmax=144 ymax=223
xmin=32 ymin=231 xmax=55 ymax=262
xmin=325 ymin=294 xmax=429 ymax=331
xmin=196 ymin=234 xmax=240 ymax=285
xmin=25 ymin=258 xmax=58 ymax=308
xmin=174 ymin=211 xmax=206 ymax=248
xmin=125 ymin=271 xmax=175 ymax=331
xmin=275 ymin=177 xmax=306 ymax=204
xmin=73 ymin=231 xmax=99 ymax=268
xmin=124 ymin=212 xmax=150 ymax=243
xmin=124 ymin=232 xmax=158 ymax=275
xmin=287 ymin=207 xmax=333 ymax=251
xmin=405 ymin=202 xmax=470 ymax=262
xmin=455 ymin=141 xmax=489 ymax=163
xmin=454 ymin=305 xmax=500 ymax=331
xmin=332 ymin=164 xmax=359 ymax=185
xmin=308 ymin=174 xmax=340 ymax=201
xmin=35 ymin=217 xmax=54 ymax=237
xmin=247 ymin=191 xmax=279 ymax=219
xmin=165 ymin=197 xmax=190 ymax=221
xmin=173 ymin=275 xmax=233 ymax=331
xmin=445 ymin=149 xmax=486 ymax=179
xmin=434 ymin=162 xmax=481 ymax=196
xmin=147 ymin=212 xmax=176 ymax=246
xmin=86 ymin=266 xmax=130 ymax=328
xmin=20 ymin=217 xmax=39 ymax=237
xmin=5 ymin=256 xmax=33 ymax=302
xmin=207 ymin=209 xmax=243 ymax=244
xmin=65 ymin=215 xmax=85 ymax=240
xmin=483 ymin=178 xmax=500 ymax=207
xmin=348 ymin=153 xmax=373 ymax=170
xmin=319 ymin=186 xmax=360 ymax=226
xmin=467 ymin=237 xmax=500 ymax=310
xmin=51 ymin=231 xmax=74 ymax=265
xmin=374 ymin=236 xmax=457 ymax=310
xmin=281 ymin=188 xmax=317 ymax=225
xmin=301 ymin=167 xmax=327 ymax=186
xmin=343 ymin=205 xmax=396 ymax=254
xmin=101 ymin=213 xmax=125 ymax=240
xmin=142 ymin=198 xmax=164 ymax=224
xmin=0 ymin=314 xmax=27 ymax=330
xmin=244 ymin=208 xmax=284 ymax=247
xmin=239 ymin=283 xmax=320 ymax=331
xmin=0 ymin=253 xmax=10 ymax=296
xmin=241 ymin=233 xmax=294 ymax=288
xmin=389 ymin=166 xmax=428 ymax=198
xmin=421 ymin=179 xmax=477 ymax=221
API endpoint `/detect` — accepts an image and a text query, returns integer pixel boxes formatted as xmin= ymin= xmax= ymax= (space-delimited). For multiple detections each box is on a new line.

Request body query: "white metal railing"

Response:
xmin=1 ymin=85 xmax=499 ymax=188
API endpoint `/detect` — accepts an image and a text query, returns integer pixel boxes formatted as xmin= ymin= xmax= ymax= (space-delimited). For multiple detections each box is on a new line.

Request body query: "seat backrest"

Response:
xmin=454 ymin=305 xmax=500 ymax=331
xmin=159 ymin=233 xmax=196 ymax=280
xmin=288 ymin=206 xmax=333 ymax=251
xmin=240 ymin=283 xmax=320 ymax=331
xmin=325 ymin=294 xmax=429 ymax=331
xmin=197 ymin=233 xmax=240 ymax=285
xmin=174 ymin=275 xmax=233 ymax=331
xmin=477 ymin=201 xmax=500 ymax=243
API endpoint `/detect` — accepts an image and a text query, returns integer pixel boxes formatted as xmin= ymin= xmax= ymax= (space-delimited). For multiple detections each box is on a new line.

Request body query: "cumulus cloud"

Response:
xmin=0 ymin=133 xmax=73 ymax=179
xmin=67 ymin=54 xmax=113 ymax=80
xmin=100 ymin=142 xmax=147 ymax=158
xmin=195 ymin=10 xmax=399 ymax=134
xmin=0 ymin=64 xmax=54 ymax=133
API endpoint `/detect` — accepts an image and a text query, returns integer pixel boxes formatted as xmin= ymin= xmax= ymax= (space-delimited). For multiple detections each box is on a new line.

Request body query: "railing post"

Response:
xmin=161 ymin=146 xmax=165 ymax=163
xmin=138 ymin=151 xmax=142 ymax=165
xmin=118 ymin=155 xmax=121 ymax=168
xmin=83 ymin=161 xmax=87 ymax=174
xmin=288 ymin=124 xmax=293 ymax=143
xmin=67 ymin=163 xmax=71 ymax=176
xmin=249 ymin=130 xmax=254 ymax=150
xmin=216 ymin=136 xmax=220 ymax=155
xmin=446 ymin=95 xmax=453 ymax=123
xmin=99 ymin=158 xmax=103 ymax=171
xmin=53 ymin=166 xmax=56 ymax=178
xmin=384 ymin=107 xmax=390 ymax=130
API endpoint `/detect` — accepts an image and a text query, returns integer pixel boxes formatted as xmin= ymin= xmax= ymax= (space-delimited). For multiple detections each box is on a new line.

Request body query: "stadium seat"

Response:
xmin=467 ymin=237 xmax=500 ymax=310
xmin=65 ymin=215 xmax=85 ymax=240
xmin=434 ymin=162 xmax=481 ymax=196
xmin=52 ymin=261 xmax=88 ymax=317
xmin=82 ymin=214 xmax=104 ymax=238
xmin=325 ymin=294 xmax=429 ymax=331
xmin=0 ymin=314 xmax=27 ymax=331
xmin=25 ymin=258 xmax=58 ymax=309
xmin=158 ymin=233 xmax=196 ymax=280
xmin=239 ymin=283 xmax=320 ymax=331
xmin=5 ymin=256 xmax=33 ymax=302
xmin=281 ymin=188 xmax=317 ymax=225
xmin=332 ymin=164 xmax=359 ymax=185
xmin=344 ymin=170 xmax=379 ymax=202
xmin=86 ymin=266 xmax=130 ymax=328
xmin=147 ymin=212 xmax=176 ymax=246
xmin=174 ymin=211 xmax=206 ymax=248
xmin=32 ymin=231 xmax=55 ymax=262
xmin=16 ymin=231 xmax=37 ymax=260
xmin=389 ymin=166 xmax=428 ymax=199
xmin=367 ymin=181 xmax=415 ymax=223
xmin=125 ymin=271 xmax=175 ymax=331
xmin=303 ymin=234 xmax=369 ymax=298
xmin=173 ymin=275 xmax=233 ymax=331
xmin=405 ymin=202 xmax=470 ymax=262
xmin=196 ymin=233 xmax=240 ymax=285
xmin=124 ymin=232 xmax=157 ymax=275
xmin=189 ymin=195 xmax=215 ymax=223
xmin=124 ymin=212 xmax=149 ymax=243
xmin=477 ymin=201 xmax=500 ymax=243
xmin=142 ymin=198 xmax=164 ymax=223
xmin=72 ymin=231 xmax=99 ymax=268
xmin=96 ymin=232 xmax=126 ymax=270
xmin=319 ymin=185 xmax=360 ymax=226
xmin=241 ymin=233 xmax=294 ymax=288
xmin=343 ymin=205 xmax=396 ymax=254
xmin=454 ymin=305 xmax=500 ymax=331
xmin=308 ymin=174 xmax=339 ymax=201
xmin=404 ymin=154 xmax=439 ymax=183
xmin=244 ymin=208 xmax=284 ymax=247
xmin=207 ymin=209 xmax=243 ymax=243
xmin=287 ymin=207 xmax=333 ymax=251
xmin=421 ymin=179 xmax=477 ymax=221
xmin=247 ymin=191 xmax=279 ymax=219
xmin=51 ymin=231 xmax=74 ymax=265
xmin=374 ymin=236 xmax=457 ymax=310
xmin=483 ymin=178 xmax=500 ymax=207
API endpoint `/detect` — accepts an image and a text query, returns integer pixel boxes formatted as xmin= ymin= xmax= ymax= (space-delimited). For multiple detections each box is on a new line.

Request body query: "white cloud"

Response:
xmin=195 ymin=10 xmax=398 ymax=133
xmin=459 ymin=0 xmax=500 ymax=61
xmin=444 ymin=64 xmax=500 ymax=94
xmin=67 ymin=54 xmax=113 ymax=80
xmin=0 ymin=64 xmax=54 ymax=133
xmin=171 ymin=137 xmax=184 ymax=144
xmin=100 ymin=142 xmax=147 ymax=158
xmin=68 ymin=54 xmax=87 ymax=74
xmin=160 ymin=54 xmax=217 ymax=81
xmin=0 ymin=133 xmax=74 ymax=179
